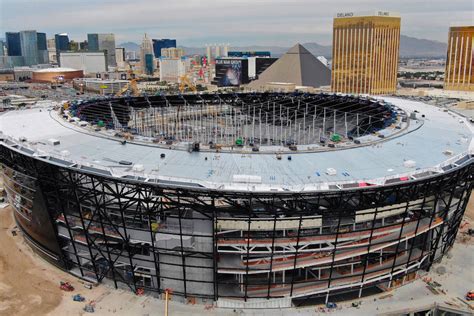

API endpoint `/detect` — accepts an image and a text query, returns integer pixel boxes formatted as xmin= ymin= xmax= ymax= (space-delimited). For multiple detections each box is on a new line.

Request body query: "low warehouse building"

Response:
xmin=0 ymin=69 xmax=15 ymax=81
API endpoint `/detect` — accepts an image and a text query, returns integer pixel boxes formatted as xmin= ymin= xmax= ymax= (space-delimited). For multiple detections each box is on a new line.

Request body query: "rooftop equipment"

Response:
xmin=132 ymin=164 xmax=144 ymax=172
xmin=48 ymin=138 xmax=60 ymax=146
xmin=232 ymin=174 xmax=262 ymax=184
xmin=330 ymin=133 xmax=342 ymax=142
xmin=404 ymin=160 xmax=416 ymax=168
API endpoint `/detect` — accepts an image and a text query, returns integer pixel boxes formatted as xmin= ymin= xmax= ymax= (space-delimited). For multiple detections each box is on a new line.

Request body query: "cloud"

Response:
xmin=0 ymin=0 xmax=472 ymax=45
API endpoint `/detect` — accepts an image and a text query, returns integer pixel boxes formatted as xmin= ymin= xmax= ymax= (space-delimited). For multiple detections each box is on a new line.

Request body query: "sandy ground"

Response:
xmin=0 ymin=193 xmax=473 ymax=316
xmin=0 ymin=207 xmax=111 ymax=316
xmin=0 ymin=207 xmax=62 ymax=315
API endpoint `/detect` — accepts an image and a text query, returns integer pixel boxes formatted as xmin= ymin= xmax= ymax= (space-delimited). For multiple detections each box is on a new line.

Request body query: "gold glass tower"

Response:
xmin=331 ymin=12 xmax=401 ymax=95
xmin=444 ymin=25 xmax=474 ymax=91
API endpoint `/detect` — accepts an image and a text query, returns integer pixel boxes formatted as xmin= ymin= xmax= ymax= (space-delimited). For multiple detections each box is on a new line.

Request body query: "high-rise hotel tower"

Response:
xmin=331 ymin=11 xmax=401 ymax=95
xmin=444 ymin=25 xmax=474 ymax=92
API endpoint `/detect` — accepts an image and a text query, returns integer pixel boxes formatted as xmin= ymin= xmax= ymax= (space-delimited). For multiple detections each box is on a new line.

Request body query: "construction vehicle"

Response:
xmin=77 ymin=83 xmax=85 ymax=95
xmin=60 ymin=281 xmax=74 ymax=292
xmin=178 ymin=75 xmax=197 ymax=94
xmin=466 ymin=290 xmax=474 ymax=300
xmin=122 ymin=132 xmax=134 ymax=141
xmin=84 ymin=304 xmax=95 ymax=313
xmin=73 ymin=294 xmax=85 ymax=302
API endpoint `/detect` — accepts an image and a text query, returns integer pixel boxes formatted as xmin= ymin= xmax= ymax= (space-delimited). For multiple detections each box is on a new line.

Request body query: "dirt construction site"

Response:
xmin=0 ymin=196 xmax=473 ymax=316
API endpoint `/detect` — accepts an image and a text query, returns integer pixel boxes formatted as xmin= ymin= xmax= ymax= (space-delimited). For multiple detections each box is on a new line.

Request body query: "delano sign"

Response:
xmin=336 ymin=11 xmax=393 ymax=18
xmin=336 ymin=12 xmax=354 ymax=18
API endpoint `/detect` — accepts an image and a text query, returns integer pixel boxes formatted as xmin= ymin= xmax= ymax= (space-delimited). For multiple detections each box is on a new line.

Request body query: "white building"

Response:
xmin=159 ymin=58 xmax=189 ymax=82
xmin=73 ymin=78 xmax=129 ymax=94
xmin=222 ymin=44 xmax=229 ymax=57
xmin=125 ymin=51 xmax=137 ymax=60
xmin=161 ymin=47 xmax=185 ymax=59
xmin=47 ymin=38 xmax=57 ymax=64
xmin=206 ymin=45 xmax=212 ymax=63
xmin=115 ymin=48 xmax=126 ymax=69
xmin=59 ymin=51 xmax=107 ymax=74
xmin=208 ymin=44 xmax=229 ymax=59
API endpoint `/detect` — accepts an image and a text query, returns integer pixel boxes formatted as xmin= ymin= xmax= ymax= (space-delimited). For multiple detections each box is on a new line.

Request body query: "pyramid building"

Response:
xmin=248 ymin=43 xmax=331 ymax=89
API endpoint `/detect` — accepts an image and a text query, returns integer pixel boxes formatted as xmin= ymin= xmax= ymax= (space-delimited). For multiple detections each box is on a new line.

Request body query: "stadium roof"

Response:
xmin=248 ymin=44 xmax=331 ymax=89
xmin=0 ymin=97 xmax=472 ymax=193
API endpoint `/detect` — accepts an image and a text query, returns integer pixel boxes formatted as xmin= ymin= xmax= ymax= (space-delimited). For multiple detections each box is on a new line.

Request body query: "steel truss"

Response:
xmin=0 ymin=145 xmax=472 ymax=304
xmin=70 ymin=93 xmax=395 ymax=146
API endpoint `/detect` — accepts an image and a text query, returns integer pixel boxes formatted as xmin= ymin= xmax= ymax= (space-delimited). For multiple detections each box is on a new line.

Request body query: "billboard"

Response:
xmin=228 ymin=51 xmax=271 ymax=58
xmin=214 ymin=59 xmax=248 ymax=87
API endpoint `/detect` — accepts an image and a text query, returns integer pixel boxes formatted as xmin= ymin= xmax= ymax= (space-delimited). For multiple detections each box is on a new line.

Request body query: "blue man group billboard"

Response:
xmin=214 ymin=59 xmax=249 ymax=87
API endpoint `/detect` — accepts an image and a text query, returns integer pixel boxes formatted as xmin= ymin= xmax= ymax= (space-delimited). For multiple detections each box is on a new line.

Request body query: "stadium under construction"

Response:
xmin=0 ymin=93 xmax=473 ymax=308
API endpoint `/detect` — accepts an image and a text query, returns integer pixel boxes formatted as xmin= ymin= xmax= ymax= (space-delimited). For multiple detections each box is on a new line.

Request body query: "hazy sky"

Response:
xmin=0 ymin=0 xmax=472 ymax=46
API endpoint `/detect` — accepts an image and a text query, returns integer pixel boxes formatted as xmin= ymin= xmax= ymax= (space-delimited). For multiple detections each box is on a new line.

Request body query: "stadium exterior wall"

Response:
xmin=1 ymin=138 xmax=473 ymax=306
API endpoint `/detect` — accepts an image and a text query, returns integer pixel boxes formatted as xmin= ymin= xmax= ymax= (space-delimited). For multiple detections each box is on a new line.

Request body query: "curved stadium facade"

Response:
xmin=0 ymin=93 xmax=472 ymax=308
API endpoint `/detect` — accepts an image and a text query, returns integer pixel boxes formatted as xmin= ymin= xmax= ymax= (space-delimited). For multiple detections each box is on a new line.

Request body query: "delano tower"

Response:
xmin=331 ymin=11 xmax=401 ymax=95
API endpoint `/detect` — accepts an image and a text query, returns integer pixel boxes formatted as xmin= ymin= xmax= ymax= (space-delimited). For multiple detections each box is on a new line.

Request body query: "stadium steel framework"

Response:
xmin=1 ymin=93 xmax=473 ymax=308
xmin=70 ymin=93 xmax=395 ymax=147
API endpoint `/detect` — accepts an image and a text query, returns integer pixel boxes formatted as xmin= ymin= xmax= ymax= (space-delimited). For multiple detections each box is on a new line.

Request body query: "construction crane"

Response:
xmin=116 ymin=66 xmax=141 ymax=97
xmin=178 ymin=75 xmax=197 ymax=93
xmin=116 ymin=79 xmax=140 ymax=97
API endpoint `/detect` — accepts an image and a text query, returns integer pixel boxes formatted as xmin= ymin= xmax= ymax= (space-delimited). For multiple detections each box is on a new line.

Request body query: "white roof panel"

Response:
xmin=0 ymin=97 xmax=472 ymax=192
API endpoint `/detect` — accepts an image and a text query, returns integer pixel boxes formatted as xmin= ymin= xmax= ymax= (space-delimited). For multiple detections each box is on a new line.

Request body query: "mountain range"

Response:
xmin=119 ymin=35 xmax=448 ymax=59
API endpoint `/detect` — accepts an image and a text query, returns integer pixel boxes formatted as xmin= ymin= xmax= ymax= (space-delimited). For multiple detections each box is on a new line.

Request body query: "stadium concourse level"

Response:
xmin=66 ymin=93 xmax=397 ymax=148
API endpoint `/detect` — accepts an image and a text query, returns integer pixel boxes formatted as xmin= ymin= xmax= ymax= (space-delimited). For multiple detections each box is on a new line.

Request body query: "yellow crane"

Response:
xmin=116 ymin=67 xmax=141 ymax=97
xmin=178 ymin=75 xmax=197 ymax=93
xmin=116 ymin=79 xmax=140 ymax=97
